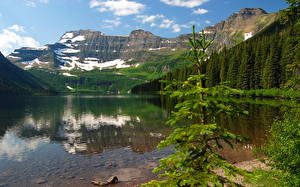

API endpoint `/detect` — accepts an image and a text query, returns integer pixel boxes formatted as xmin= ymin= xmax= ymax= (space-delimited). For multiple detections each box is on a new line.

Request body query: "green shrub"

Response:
xmin=262 ymin=106 xmax=300 ymax=186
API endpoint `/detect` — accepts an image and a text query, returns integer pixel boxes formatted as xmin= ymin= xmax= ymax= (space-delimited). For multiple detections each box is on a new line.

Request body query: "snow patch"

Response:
xmin=62 ymin=32 xmax=74 ymax=39
xmin=59 ymin=33 xmax=85 ymax=43
xmin=71 ymin=35 xmax=85 ymax=43
xmin=58 ymin=56 xmax=80 ymax=71
xmin=21 ymin=58 xmax=50 ymax=69
xmin=55 ymin=48 xmax=80 ymax=56
xmin=60 ymin=48 xmax=80 ymax=54
xmin=148 ymin=47 xmax=167 ymax=51
xmin=244 ymin=32 xmax=253 ymax=40
xmin=64 ymin=44 xmax=73 ymax=48
xmin=59 ymin=58 xmax=130 ymax=71
xmin=67 ymin=86 xmax=74 ymax=90
xmin=7 ymin=55 xmax=21 ymax=59
xmin=62 ymin=73 xmax=77 ymax=77
xmin=26 ymin=46 xmax=48 ymax=50
xmin=85 ymin=57 xmax=99 ymax=61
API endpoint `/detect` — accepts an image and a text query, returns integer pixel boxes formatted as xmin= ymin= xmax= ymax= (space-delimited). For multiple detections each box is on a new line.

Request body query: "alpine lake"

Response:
xmin=0 ymin=95 xmax=290 ymax=186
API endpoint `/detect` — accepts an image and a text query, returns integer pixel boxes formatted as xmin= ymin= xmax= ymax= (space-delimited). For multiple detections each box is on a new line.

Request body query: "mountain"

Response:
xmin=0 ymin=52 xmax=52 ymax=95
xmin=203 ymin=8 xmax=276 ymax=49
xmin=8 ymin=8 xmax=275 ymax=72
xmin=132 ymin=18 xmax=300 ymax=93
xmin=3 ymin=8 xmax=277 ymax=94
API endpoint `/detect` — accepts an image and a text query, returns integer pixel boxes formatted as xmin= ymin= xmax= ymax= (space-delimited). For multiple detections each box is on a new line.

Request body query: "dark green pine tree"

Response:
xmin=227 ymin=49 xmax=241 ymax=87
xmin=219 ymin=47 xmax=229 ymax=82
xmin=206 ymin=52 xmax=220 ymax=87
xmin=262 ymin=36 xmax=282 ymax=89
xmin=252 ymin=41 xmax=264 ymax=89
xmin=237 ymin=45 xmax=254 ymax=90
xmin=280 ymin=27 xmax=298 ymax=85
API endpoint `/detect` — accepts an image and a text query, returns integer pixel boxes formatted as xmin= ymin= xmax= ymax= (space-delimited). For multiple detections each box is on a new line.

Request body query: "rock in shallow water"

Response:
xmin=91 ymin=176 xmax=118 ymax=186
xmin=34 ymin=178 xmax=47 ymax=184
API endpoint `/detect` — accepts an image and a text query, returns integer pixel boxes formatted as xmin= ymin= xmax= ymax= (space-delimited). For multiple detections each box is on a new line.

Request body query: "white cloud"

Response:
xmin=204 ymin=20 xmax=211 ymax=24
xmin=25 ymin=1 xmax=37 ymax=7
xmin=172 ymin=24 xmax=181 ymax=32
xmin=90 ymin=0 xmax=145 ymax=16
xmin=8 ymin=24 xmax=25 ymax=32
xmin=160 ymin=0 xmax=209 ymax=8
xmin=159 ymin=19 xmax=174 ymax=28
xmin=159 ymin=19 xmax=187 ymax=33
xmin=136 ymin=14 xmax=164 ymax=24
xmin=180 ymin=24 xmax=190 ymax=28
xmin=150 ymin=23 xmax=156 ymax=27
xmin=25 ymin=0 xmax=49 ymax=7
xmin=101 ymin=25 xmax=114 ymax=29
xmin=193 ymin=8 xmax=208 ymax=14
xmin=0 ymin=27 xmax=40 ymax=56
xmin=103 ymin=17 xmax=121 ymax=27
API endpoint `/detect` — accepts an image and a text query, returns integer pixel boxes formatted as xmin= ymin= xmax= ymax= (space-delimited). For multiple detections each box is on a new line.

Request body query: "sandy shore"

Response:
xmin=112 ymin=159 xmax=270 ymax=187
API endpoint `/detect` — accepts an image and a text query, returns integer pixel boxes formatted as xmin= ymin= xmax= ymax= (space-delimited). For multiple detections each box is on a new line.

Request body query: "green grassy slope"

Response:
xmin=28 ymin=49 xmax=189 ymax=94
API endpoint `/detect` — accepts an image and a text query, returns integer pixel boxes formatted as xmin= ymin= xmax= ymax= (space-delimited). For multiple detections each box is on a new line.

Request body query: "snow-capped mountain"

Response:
xmin=7 ymin=8 xmax=275 ymax=72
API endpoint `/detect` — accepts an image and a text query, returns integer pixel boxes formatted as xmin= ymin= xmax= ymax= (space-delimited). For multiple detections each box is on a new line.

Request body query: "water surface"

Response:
xmin=0 ymin=95 xmax=284 ymax=186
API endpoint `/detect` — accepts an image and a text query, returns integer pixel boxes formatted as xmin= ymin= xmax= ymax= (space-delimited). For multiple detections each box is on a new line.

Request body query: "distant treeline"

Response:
xmin=132 ymin=20 xmax=300 ymax=94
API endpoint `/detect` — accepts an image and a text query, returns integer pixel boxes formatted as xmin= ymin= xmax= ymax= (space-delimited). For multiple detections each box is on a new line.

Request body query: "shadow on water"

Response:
xmin=160 ymin=96 xmax=289 ymax=162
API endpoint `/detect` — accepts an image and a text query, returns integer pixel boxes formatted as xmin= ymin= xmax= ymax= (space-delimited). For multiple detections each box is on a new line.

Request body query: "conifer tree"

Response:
xmin=143 ymin=26 xmax=249 ymax=187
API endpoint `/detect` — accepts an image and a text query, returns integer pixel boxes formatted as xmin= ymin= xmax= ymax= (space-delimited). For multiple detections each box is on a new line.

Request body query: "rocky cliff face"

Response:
xmin=203 ymin=8 xmax=275 ymax=50
xmin=8 ymin=8 xmax=276 ymax=71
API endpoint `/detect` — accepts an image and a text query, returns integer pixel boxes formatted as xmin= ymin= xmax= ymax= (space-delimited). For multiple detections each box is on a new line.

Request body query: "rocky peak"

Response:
xmin=129 ymin=29 xmax=155 ymax=38
xmin=239 ymin=8 xmax=267 ymax=15
xmin=229 ymin=8 xmax=268 ymax=20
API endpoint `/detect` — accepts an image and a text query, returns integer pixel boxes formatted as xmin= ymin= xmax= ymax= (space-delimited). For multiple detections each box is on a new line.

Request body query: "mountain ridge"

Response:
xmin=7 ymin=8 xmax=276 ymax=72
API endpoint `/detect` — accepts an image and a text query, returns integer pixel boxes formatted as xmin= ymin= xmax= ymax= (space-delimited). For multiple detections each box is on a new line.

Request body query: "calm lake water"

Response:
xmin=0 ymin=95 xmax=284 ymax=187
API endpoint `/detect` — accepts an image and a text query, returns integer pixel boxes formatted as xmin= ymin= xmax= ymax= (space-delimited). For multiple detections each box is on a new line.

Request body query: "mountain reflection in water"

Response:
xmin=0 ymin=96 xmax=169 ymax=159
xmin=0 ymin=95 xmax=287 ymax=187
xmin=0 ymin=95 xmax=284 ymax=162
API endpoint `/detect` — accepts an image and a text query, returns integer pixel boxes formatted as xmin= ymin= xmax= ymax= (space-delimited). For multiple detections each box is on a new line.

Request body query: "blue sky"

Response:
xmin=0 ymin=0 xmax=288 ymax=55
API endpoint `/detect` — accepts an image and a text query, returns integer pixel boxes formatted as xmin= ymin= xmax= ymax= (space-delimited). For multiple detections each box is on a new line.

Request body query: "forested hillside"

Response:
xmin=132 ymin=19 xmax=300 ymax=93
xmin=206 ymin=20 xmax=299 ymax=89
xmin=0 ymin=53 xmax=53 ymax=95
